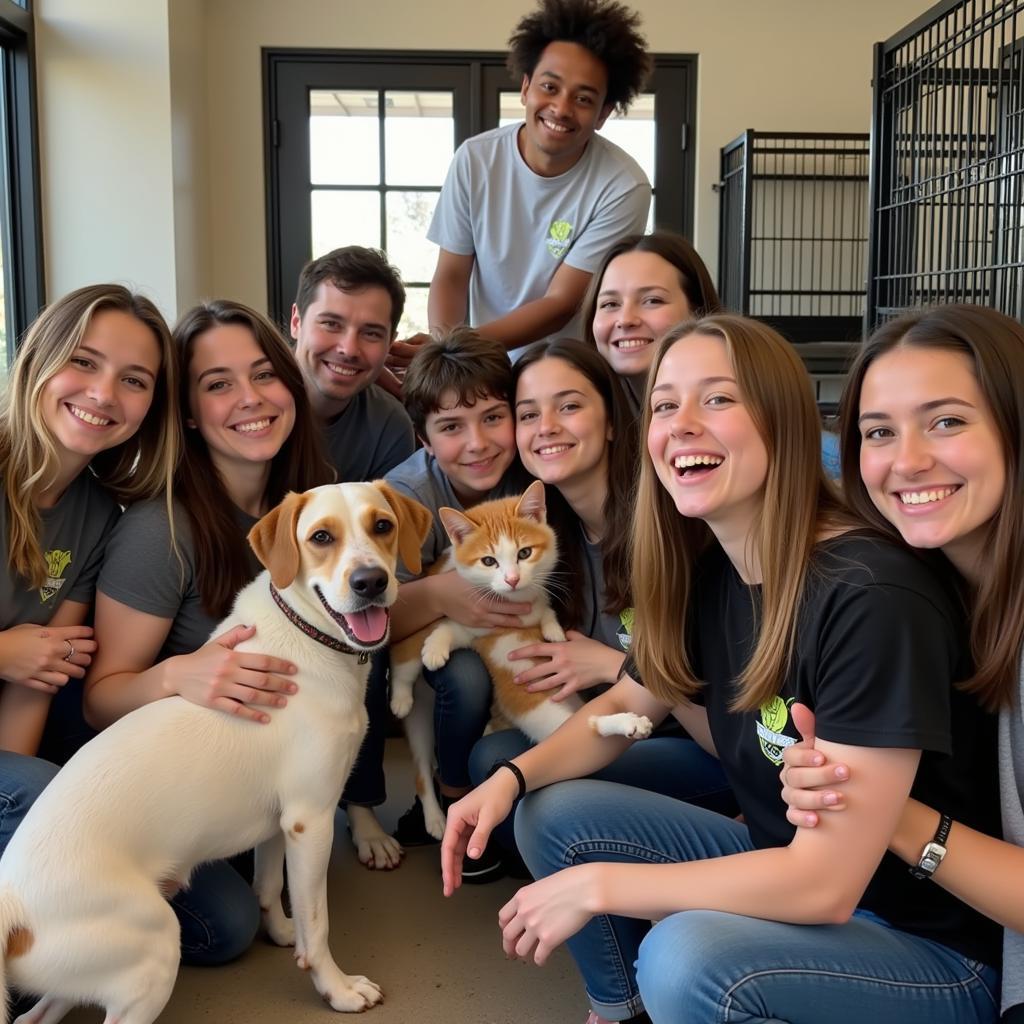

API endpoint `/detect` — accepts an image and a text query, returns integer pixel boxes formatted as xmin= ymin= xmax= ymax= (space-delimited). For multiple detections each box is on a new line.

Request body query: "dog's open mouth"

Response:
xmin=314 ymin=586 xmax=390 ymax=648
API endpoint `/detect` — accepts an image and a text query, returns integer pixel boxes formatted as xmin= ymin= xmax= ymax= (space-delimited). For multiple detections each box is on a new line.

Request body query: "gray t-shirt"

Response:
xmin=999 ymin=656 xmax=1024 ymax=1013
xmin=324 ymin=384 xmax=415 ymax=482
xmin=1 ymin=473 xmax=120 ymax=628
xmin=579 ymin=534 xmax=633 ymax=654
xmin=97 ymin=498 xmax=259 ymax=661
xmin=428 ymin=123 xmax=651 ymax=357
xmin=384 ymin=448 xmax=521 ymax=582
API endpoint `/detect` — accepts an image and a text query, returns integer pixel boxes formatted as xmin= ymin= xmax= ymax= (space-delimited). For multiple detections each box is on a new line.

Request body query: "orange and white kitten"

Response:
xmin=390 ymin=480 xmax=652 ymax=839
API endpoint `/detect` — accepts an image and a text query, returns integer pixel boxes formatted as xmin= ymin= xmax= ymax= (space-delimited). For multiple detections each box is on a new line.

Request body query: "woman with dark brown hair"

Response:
xmin=83 ymin=299 xmax=332 ymax=966
xmin=782 ymin=303 xmax=1024 ymax=1022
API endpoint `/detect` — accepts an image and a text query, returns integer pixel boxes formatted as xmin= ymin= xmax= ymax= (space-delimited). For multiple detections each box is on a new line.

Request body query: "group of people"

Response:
xmin=1 ymin=0 xmax=1022 ymax=1022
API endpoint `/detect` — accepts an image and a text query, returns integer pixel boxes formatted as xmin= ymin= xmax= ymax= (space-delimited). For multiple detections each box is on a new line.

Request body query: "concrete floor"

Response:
xmin=57 ymin=739 xmax=584 ymax=1024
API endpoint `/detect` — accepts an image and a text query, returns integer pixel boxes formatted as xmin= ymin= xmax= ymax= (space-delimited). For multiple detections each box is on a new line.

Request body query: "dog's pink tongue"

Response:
xmin=344 ymin=606 xmax=389 ymax=644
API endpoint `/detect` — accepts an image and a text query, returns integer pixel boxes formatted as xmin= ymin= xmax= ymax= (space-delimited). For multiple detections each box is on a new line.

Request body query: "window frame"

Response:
xmin=0 ymin=0 xmax=43 ymax=366
xmin=263 ymin=47 xmax=697 ymax=327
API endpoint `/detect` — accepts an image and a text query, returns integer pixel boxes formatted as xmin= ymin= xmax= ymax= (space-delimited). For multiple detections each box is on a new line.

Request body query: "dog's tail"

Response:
xmin=0 ymin=887 xmax=29 ymax=1024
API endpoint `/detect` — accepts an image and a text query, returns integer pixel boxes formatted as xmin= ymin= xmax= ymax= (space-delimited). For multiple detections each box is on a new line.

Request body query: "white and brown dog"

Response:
xmin=0 ymin=481 xmax=431 ymax=1024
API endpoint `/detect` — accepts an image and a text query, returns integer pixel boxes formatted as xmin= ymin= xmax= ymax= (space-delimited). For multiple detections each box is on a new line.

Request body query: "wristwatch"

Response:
xmin=909 ymin=813 xmax=952 ymax=880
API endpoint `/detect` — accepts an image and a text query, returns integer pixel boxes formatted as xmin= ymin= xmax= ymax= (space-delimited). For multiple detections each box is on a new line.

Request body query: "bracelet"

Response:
xmin=487 ymin=758 xmax=527 ymax=801
xmin=909 ymin=812 xmax=953 ymax=881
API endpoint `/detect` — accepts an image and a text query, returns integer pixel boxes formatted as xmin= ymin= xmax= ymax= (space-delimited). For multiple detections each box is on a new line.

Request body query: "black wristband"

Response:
xmin=488 ymin=758 xmax=527 ymax=801
xmin=933 ymin=812 xmax=953 ymax=846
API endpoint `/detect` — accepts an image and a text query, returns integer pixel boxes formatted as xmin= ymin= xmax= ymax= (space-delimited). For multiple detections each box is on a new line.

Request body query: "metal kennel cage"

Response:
xmin=717 ymin=131 xmax=871 ymax=346
xmin=867 ymin=0 xmax=1024 ymax=327
xmin=716 ymin=131 xmax=871 ymax=413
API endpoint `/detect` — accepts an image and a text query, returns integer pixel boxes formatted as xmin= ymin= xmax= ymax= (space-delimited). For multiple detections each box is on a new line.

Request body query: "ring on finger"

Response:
xmin=63 ymin=639 xmax=75 ymax=661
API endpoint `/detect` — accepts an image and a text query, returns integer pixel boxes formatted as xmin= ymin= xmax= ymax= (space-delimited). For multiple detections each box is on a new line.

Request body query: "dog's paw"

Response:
xmin=263 ymin=905 xmax=296 ymax=947
xmin=589 ymin=712 xmax=654 ymax=740
xmin=421 ymin=635 xmax=452 ymax=671
xmin=390 ymin=691 xmax=414 ymax=719
xmin=349 ymin=805 xmax=404 ymax=870
xmin=423 ymin=803 xmax=446 ymax=841
xmin=318 ymin=972 xmax=384 ymax=1012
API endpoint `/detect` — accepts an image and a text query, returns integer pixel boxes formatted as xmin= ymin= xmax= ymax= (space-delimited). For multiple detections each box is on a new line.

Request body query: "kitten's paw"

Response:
xmin=541 ymin=622 xmax=567 ymax=643
xmin=390 ymin=691 xmax=414 ymax=718
xmin=421 ymin=635 xmax=452 ymax=671
xmin=589 ymin=712 xmax=653 ymax=740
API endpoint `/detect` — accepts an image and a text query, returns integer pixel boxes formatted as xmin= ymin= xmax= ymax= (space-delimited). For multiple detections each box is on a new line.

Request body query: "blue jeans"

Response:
xmin=172 ymin=859 xmax=260 ymax=966
xmin=471 ymin=728 xmax=736 ymax=853
xmin=0 ymin=754 xmax=258 ymax=967
xmin=423 ymin=649 xmax=493 ymax=789
xmin=516 ymin=780 xmax=999 ymax=1023
xmin=0 ymin=751 xmax=59 ymax=855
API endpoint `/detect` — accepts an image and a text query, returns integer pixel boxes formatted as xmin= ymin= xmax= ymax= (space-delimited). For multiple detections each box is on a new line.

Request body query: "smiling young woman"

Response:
xmin=82 ymin=299 xmax=332 ymax=969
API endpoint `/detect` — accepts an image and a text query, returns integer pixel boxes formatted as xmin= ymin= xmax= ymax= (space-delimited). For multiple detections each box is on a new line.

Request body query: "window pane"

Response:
xmin=0 ymin=61 xmax=12 ymax=379
xmin=311 ymin=190 xmax=381 ymax=257
xmin=601 ymin=94 xmax=655 ymax=184
xmin=310 ymin=90 xmax=380 ymax=186
xmin=499 ymin=91 xmax=656 ymax=184
xmin=399 ymin=286 xmax=429 ymax=337
xmin=384 ymin=91 xmax=454 ymax=186
xmin=386 ymin=191 xmax=439 ymax=283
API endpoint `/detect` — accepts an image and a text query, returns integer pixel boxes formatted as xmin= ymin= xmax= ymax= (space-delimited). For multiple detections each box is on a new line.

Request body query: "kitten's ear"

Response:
xmin=516 ymin=480 xmax=547 ymax=523
xmin=439 ymin=506 xmax=476 ymax=545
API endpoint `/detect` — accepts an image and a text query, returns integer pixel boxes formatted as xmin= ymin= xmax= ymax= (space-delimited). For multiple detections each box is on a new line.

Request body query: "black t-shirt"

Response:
xmin=629 ymin=533 xmax=1001 ymax=967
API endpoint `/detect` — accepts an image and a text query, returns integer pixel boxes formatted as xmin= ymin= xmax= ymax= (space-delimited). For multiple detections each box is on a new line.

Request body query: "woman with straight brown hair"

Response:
xmin=83 ymin=298 xmax=332 ymax=966
xmin=443 ymin=313 xmax=999 ymax=1024
xmin=780 ymin=304 xmax=1024 ymax=1022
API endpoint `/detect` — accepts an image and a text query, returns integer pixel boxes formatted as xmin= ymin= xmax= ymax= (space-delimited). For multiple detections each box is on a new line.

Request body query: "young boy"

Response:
xmin=385 ymin=327 xmax=529 ymax=880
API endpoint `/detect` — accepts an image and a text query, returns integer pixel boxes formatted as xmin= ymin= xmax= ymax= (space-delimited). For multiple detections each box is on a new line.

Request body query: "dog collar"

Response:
xmin=268 ymin=584 xmax=371 ymax=663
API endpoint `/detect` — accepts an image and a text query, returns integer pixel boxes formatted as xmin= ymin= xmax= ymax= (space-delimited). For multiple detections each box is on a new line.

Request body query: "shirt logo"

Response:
xmin=546 ymin=219 xmax=574 ymax=258
xmin=756 ymin=695 xmax=797 ymax=766
xmin=616 ymin=607 xmax=634 ymax=651
xmin=40 ymin=548 xmax=72 ymax=603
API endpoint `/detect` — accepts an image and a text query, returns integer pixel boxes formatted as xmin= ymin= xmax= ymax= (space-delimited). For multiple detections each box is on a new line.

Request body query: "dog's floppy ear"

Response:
xmin=248 ymin=491 xmax=310 ymax=589
xmin=373 ymin=481 xmax=432 ymax=578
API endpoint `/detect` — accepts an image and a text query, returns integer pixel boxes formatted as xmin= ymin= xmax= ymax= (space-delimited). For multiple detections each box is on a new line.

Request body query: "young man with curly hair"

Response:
xmin=392 ymin=0 xmax=651 ymax=366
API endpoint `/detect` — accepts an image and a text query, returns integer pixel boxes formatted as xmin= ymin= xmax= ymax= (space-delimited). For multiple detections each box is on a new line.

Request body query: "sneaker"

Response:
xmin=459 ymin=839 xmax=506 ymax=884
xmin=392 ymin=796 xmax=440 ymax=847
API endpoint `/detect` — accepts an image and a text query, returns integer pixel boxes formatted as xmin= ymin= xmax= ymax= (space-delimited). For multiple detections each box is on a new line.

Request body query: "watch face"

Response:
xmin=922 ymin=855 xmax=939 ymax=871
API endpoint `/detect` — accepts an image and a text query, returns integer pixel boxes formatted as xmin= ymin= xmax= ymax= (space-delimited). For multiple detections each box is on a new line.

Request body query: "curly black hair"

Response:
xmin=507 ymin=0 xmax=650 ymax=114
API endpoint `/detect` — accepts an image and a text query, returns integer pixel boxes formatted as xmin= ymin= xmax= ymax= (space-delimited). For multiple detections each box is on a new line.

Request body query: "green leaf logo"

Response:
xmin=760 ymin=696 xmax=789 ymax=733
xmin=549 ymin=220 xmax=572 ymax=242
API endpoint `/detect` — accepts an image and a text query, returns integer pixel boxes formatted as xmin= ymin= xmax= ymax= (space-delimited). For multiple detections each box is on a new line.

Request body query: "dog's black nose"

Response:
xmin=350 ymin=566 xmax=388 ymax=598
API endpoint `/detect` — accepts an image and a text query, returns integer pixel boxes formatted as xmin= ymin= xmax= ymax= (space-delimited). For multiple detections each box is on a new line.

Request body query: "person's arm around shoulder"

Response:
xmin=783 ymin=703 xmax=1024 ymax=934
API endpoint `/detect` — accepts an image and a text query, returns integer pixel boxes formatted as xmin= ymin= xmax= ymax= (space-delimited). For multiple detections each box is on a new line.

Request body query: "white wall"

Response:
xmin=36 ymin=0 xmax=933 ymax=318
xmin=35 ymin=0 xmax=178 ymax=317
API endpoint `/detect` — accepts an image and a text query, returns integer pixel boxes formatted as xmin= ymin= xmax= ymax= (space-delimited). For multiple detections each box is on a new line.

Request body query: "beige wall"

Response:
xmin=35 ymin=0 xmax=178 ymax=316
xmin=37 ymin=0 xmax=931 ymax=319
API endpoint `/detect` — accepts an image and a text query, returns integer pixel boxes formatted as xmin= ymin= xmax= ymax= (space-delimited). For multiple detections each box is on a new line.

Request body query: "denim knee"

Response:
xmin=637 ymin=910 xmax=724 ymax=1021
xmin=424 ymin=649 xmax=493 ymax=788
xmin=174 ymin=860 xmax=261 ymax=966
xmin=0 ymin=752 xmax=60 ymax=855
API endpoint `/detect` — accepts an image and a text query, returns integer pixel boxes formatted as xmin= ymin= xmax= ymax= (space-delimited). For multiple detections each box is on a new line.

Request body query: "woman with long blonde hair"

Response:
xmin=0 ymin=283 xmax=178 ymax=843
xmin=442 ymin=314 xmax=999 ymax=1023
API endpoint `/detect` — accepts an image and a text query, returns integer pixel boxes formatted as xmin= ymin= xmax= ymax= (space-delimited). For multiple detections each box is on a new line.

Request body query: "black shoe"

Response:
xmin=459 ymin=839 xmax=506 ymax=884
xmin=393 ymin=796 xmax=440 ymax=847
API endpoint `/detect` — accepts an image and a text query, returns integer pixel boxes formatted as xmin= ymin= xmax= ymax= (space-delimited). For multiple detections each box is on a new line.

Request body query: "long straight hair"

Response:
xmin=174 ymin=300 xmax=333 ymax=618
xmin=0 ymin=284 xmax=180 ymax=587
xmin=511 ymin=338 xmax=639 ymax=627
xmin=839 ymin=304 xmax=1024 ymax=712
xmin=631 ymin=315 xmax=854 ymax=710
